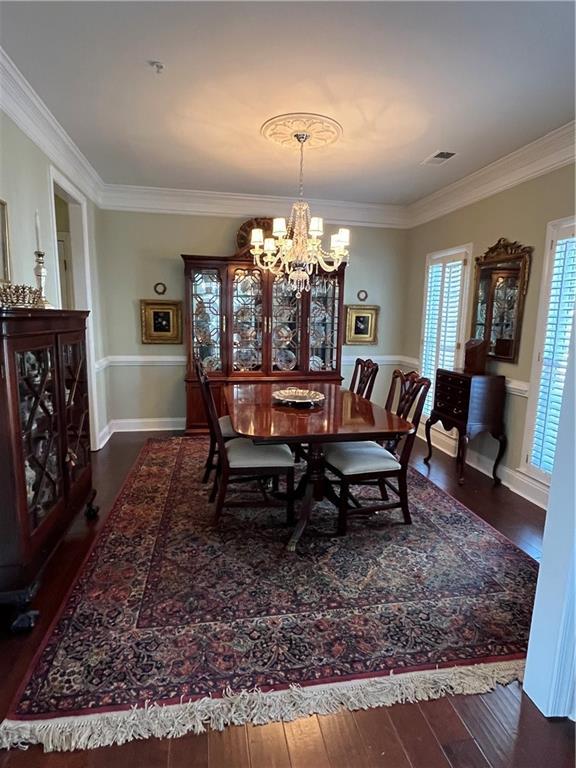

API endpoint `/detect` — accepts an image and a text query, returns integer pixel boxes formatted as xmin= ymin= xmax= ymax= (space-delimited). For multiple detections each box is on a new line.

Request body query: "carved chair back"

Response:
xmin=384 ymin=369 xmax=431 ymax=466
xmin=194 ymin=357 xmax=226 ymax=455
xmin=349 ymin=358 xmax=379 ymax=400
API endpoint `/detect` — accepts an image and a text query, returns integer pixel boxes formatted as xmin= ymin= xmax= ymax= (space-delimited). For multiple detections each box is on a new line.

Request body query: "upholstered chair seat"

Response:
xmin=226 ymin=438 xmax=295 ymax=469
xmin=323 ymin=441 xmax=401 ymax=475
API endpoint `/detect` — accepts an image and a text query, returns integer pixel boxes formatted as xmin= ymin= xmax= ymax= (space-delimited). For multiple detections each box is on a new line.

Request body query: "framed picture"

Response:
xmin=345 ymin=304 xmax=379 ymax=344
xmin=0 ymin=200 xmax=11 ymax=284
xmin=140 ymin=300 xmax=182 ymax=344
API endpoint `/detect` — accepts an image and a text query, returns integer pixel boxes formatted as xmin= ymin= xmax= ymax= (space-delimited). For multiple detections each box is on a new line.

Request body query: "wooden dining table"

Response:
xmin=224 ymin=382 xmax=415 ymax=551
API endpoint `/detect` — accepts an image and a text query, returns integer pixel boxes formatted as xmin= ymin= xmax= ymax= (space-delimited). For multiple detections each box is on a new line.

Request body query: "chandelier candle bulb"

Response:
xmin=250 ymin=228 xmax=264 ymax=246
xmin=338 ymin=228 xmax=350 ymax=247
xmin=309 ymin=216 xmax=324 ymax=236
xmin=273 ymin=218 xmax=287 ymax=237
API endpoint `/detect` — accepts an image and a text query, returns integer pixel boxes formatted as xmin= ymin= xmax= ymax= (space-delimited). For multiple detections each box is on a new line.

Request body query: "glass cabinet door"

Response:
xmin=231 ymin=267 xmax=264 ymax=373
xmin=271 ymin=274 xmax=302 ymax=373
xmin=308 ymin=273 xmax=341 ymax=373
xmin=16 ymin=345 xmax=64 ymax=532
xmin=61 ymin=338 xmax=90 ymax=485
xmin=191 ymin=269 xmax=224 ymax=373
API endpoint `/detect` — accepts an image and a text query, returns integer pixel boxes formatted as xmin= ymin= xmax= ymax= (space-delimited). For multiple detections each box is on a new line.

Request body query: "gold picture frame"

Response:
xmin=345 ymin=304 xmax=379 ymax=344
xmin=0 ymin=200 xmax=11 ymax=284
xmin=140 ymin=300 xmax=182 ymax=344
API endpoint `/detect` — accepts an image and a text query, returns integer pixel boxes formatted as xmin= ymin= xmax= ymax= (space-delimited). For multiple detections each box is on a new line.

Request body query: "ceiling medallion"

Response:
xmin=251 ymin=113 xmax=349 ymax=297
xmin=260 ymin=113 xmax=343 ymax=150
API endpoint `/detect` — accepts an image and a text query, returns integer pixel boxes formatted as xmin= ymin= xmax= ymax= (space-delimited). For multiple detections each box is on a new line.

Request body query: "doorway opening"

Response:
xmin=49 ymin=168 xmax=101 ymax=450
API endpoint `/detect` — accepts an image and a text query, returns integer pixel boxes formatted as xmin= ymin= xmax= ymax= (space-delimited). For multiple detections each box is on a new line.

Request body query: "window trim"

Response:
xmin=419 ymin=243 xmax=473 ymax=380
xmin=519 ymin=216 xmax=576 ymax=485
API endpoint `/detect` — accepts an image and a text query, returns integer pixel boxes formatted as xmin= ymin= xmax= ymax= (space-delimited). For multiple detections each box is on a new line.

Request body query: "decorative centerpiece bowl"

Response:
xmin=272 ymin=387 xmax=325 ymax=408
xmin=0 ymin=284 xmax=43 ymax=309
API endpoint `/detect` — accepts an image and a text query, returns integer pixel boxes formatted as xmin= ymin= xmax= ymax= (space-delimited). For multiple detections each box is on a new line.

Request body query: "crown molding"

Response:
xmin=0 ymin=47 xmax=104 ymax=205
xmin=1 ymin=45 xmax=573 ymax=229
xmin=100 ymin=184 xmax=409 ymax=228
xmin=407 ymin=122 xmax=575 ymax=227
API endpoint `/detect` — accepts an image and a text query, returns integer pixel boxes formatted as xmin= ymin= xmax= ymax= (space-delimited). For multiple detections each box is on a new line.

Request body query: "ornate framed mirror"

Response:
xmin=471 ymin=238 xmax=532 ymax=363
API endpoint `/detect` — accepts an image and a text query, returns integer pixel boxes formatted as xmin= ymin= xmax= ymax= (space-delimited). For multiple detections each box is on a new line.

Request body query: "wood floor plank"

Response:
xmin=87 ymin=739 xmax=170 ymax=768
xmin=284 ymin=716 xmax=331 ymax=768
xmin=168 ymin=731 xmax=209 ymax=768
xmin=387 ymin=703 xmax=452 ymax=768
xmin=452 ymin=693 xmax=515 ymax=768
xmin=352 ymin=708 xmax=412 ymax=768
xmin=247 ymin=721 xmax=291 ymax=768
xmin=419 ymin=698 xmax=471 ymax=745
xmin=208 ymin=725 xmax=250 ymax=768
xmin=442 ymin=740 xmax=493 ymax=768
xmin=481 ymin=685 xmax=575 ymax=768
xmin=317 ymin=711 xmax=375 ymax=768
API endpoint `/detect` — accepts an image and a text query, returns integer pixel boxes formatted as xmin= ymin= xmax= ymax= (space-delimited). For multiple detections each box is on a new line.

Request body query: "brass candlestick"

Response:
xmin=33 ymin=250 xmax=53 ymax=309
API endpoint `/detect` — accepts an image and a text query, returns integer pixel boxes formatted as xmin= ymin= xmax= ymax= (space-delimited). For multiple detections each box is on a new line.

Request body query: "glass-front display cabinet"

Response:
xmin=0 ymin=309 xmax=97 ymax=630
xmin=182 ymin=253 xmax=346 ymax=431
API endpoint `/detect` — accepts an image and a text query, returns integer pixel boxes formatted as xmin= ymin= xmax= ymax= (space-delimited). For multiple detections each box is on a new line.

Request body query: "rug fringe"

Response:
xmin=0 ymin=659 xmax=525 ymax=752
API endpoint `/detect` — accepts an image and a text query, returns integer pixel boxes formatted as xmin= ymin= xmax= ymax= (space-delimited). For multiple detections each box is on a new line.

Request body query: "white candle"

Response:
xmin=34 ymin=210 xmax=41 ymax=251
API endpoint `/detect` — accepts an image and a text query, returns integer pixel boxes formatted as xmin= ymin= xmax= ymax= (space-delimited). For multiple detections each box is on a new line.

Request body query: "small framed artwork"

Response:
xmin=140 ymin=300 xmax=182 ymax=344
xmin=345 ymin=304 xmax=379 ymax=344
xmin=0 ymin=200 xmax=11 ymax=283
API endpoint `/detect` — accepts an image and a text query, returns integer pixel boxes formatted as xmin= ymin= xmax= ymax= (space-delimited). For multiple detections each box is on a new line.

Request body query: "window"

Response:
xmin=523 ymin=219 xmax=576 ymax=479
xmin=420 ymin=246 xmax=472 ymax=413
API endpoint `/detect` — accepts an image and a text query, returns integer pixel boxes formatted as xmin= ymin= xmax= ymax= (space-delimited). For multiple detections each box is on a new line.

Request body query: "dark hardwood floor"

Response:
xmin=0 ymin=433 xmax=573 ymax=767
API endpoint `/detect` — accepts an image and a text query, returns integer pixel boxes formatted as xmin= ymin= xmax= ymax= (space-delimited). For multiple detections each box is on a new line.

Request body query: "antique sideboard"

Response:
xmin=424 ymin=368 xmax=507 ymax=485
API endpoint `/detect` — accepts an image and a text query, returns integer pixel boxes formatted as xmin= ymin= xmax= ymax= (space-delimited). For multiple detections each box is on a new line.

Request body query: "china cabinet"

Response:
xmin=0 ymin=309 xmax=97 ymax=630
xmin=182 ymin=253 xmax=346 ymax=431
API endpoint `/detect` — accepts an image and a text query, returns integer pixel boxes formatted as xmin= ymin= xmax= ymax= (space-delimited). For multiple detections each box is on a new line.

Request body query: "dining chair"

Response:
xmin=349 ymin=357 xmax=379 ymax=400
xmin=202 ymin=370 xmax=295 ymax=523
xmin=323 ymin=370 xmax=430 ymax=535
xmin=194 ymin=357 xmax=237 ymax=483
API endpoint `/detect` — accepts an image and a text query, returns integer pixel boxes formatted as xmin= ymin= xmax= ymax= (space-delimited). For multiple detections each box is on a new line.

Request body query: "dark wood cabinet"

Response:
xmin=424 ymin=368 xmax=507 ymax=485
xmin=182 ymin=253 xmax=346 ymax=431
xmin=0 ymin=309 xmax=97 ymax=630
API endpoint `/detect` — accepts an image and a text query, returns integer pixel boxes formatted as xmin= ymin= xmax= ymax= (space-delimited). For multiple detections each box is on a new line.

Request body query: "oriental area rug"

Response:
xmin=0 ymin=437 xmax=538 ymax=752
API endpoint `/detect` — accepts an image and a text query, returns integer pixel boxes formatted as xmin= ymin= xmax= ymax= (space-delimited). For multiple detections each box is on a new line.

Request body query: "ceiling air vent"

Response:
xmin=421 ymin=150 xmax=457 ymax=166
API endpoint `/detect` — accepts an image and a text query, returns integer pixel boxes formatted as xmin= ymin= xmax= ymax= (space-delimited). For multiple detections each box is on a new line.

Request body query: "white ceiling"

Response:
xmin=1 ymin=2 xmax=574 ymax=205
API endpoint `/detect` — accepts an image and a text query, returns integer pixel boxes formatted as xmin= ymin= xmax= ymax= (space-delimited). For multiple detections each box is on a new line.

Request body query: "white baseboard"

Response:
xmin=96 ymin=417 xmax=186 ymax=449
xmin=418 ymin=422 xmax=548 ymax=509
xmin=97 ymin=422 xmax=112 ymax=449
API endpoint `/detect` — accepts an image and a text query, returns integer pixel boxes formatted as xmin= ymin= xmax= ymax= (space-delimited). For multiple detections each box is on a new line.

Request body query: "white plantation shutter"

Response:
xmin=421 ymin=252 xmax=467 ymax=413
xmin=530 ymin=236 xmax=576 ymax=474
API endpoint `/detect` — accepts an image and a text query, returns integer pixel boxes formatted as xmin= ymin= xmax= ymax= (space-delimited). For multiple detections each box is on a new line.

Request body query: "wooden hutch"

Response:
xmin=0 ymin=309 xmax=97 ymax=630
xmin=182 ymin=224 xmax=346 ymax=431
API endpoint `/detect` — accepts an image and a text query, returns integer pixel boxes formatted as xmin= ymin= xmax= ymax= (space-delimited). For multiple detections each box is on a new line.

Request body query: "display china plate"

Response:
xmin=201 ymin=355 xmax=221 ymax=372
xmin=311 ymin=300 xmax=327 ymax=322
xmin=272 ymin=387 xmax=325 ymax=407
xmin=275 ymin=349 xmax=297 ymax=371
xmin=273 ymin=324 xmax=294 ymax=347
xmin=234 ymin=349 xmax=259 ymax=371
xmin=309 ymin=355 xmax=325 ymax=372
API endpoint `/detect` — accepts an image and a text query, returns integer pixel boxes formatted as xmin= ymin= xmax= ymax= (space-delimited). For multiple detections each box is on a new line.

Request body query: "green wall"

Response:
xmin=97 ymin=210 xmax=410 ymax=419
xmin=406 ymin=163 xmax=575 ymax=471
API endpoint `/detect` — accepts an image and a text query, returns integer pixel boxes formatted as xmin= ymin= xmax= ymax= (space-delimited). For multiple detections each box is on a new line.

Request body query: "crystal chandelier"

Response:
xmin=250 ymin=117 xmax=350 ymax=297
